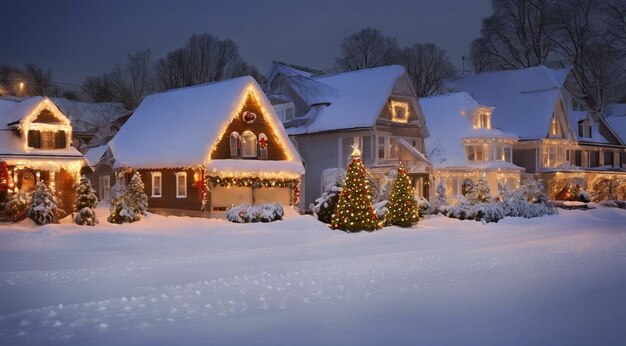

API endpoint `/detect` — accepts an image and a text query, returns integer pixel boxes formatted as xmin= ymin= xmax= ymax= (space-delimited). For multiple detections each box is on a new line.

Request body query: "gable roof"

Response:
xmin=287 ymin=65 xmax=411 ymax=134
xmin=420 ymin=92 xmax=519 ymax=169
xmin=445 ymin=66 xmax=571 ymax=140
xmin=605 ymin=104 xmax=626 ymax=145
xmin=109 ymin=76 xmax=301 ymax=169
xmin=84 ymin=144 xmax=110 ymax=167
xmin=0 ymin=96 xmax=69 ymax=128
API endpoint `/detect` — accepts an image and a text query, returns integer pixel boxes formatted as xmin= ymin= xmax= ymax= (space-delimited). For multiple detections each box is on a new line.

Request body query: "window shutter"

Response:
xmin=27 ymin=130 xmax=34 ymax=147
xmin=58 ymin=130 xmax=66 ymax=148
xmin=33 ymin=130 xmax=41 ymax=148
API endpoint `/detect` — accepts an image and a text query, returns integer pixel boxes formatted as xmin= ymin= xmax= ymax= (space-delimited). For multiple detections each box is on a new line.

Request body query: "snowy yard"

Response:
xmin=1 ymin=205 xmax=625 ymax=345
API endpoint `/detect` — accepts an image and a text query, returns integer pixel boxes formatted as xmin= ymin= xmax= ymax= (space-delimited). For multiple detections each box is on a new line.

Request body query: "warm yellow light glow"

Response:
xmin=390 ymin=100 xmax=409 ymax=123
xmin=206 ymin=169 xmax=301 ymax=180
xmin=19 ymin=97 xmax=73 ymax=152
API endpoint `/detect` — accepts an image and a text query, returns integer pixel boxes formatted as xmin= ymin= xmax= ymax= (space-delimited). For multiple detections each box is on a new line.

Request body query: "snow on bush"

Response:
xmin=28 ymin=181 xmax=62 ymax=225
xmin=373 ymin=200 xmax=388 ymax=221
xmin=73 ymin=175 xmax=99 ymax=226
xmin=2 ymin=191 xmax=31 ymax=222
xmin=226 ymin=203 xmax=284 ymax=223
xmin=429 ymin=181 xmax=450 ymax=215
xmin=417 ymin=197 xmax=430 ymax=218
xmin=127 ymin=173 xmax=148 ymax=218
xmin=312 ymin=183 xmax=343 ymax=224
xmin=498 ymin=179 xmax=556 ymax=218
xmin=107 ymin=176 xmax=134 ymax=224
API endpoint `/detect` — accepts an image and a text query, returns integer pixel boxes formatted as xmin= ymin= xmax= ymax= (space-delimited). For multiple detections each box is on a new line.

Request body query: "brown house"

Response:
xmin=0 ymin=96 xmax=84 ymax=211
xmin=108 ymin=76 xmax=304 ymax=217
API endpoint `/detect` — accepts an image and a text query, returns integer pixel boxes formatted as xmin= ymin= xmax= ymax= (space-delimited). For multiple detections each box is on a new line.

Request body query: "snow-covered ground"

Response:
xmin=1 ymin=205 xmax=625 ymax=345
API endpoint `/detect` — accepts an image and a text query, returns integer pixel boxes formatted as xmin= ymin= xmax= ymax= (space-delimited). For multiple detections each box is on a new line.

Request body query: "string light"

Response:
xmin=389 ymin=100 xmax=409 ymax=123
xmin=17 ymin=98 xmax=73 ymax=152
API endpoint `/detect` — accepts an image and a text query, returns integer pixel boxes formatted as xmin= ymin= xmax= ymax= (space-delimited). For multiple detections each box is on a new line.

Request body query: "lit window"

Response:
xmin=230 ymin=132 xmax=240 ymax=157
xmin=258 ymin=133 xmax=268 ymax=159
xmin=175 ymin=172 xmax=187 ymax=198
xmin=475 ymin=113 xmax=491 ymax=129
xmin=241 ymin=131 xmax=257 ymax=157
xmin=390 ymin=101 xmax=409 ymax=123
xmin=41 ymin=131 xmax=54 ymax=149
xmin=466 ymin=144 xmax=487 ymax=161
xmin=151 ymin=172 xmax=162 ymax=198
xmin=550 ymin=118 xmax=560 ymax=137
xmin=496 ymin=145 xmax=512 ymax=162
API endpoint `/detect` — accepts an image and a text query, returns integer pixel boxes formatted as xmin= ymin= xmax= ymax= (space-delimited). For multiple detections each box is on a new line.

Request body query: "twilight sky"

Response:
xmin=2 ymin=0 xmax=492 ymax=86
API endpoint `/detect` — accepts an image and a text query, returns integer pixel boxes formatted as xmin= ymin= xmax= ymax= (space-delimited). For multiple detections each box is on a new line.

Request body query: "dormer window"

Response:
xmin=26 ymin=129 xmax=67 ymax=149
xmin=272 ymin=102 xmax=295 ymax=122
xmin=550 ymin=117 xmax=560 ymax=137
xmin=474 ymin=112 xmax=491 ymax=129
xmin=578 ymin=120 xmax=592 ymax=138
xmin=230 ymin=131 xmax=240 ymax=157
xmin=390 ymin=101 xmax=409 ymax=123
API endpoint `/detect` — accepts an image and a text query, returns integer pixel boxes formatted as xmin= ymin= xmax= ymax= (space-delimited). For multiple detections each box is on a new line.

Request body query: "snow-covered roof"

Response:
xmin=51 ymin=98 xmax=128 ymax=133
xmin=109 ymin=76 xmax=302 ymax=170
xmin=604 ymin=104 xmax=626 ymax=145
xmin=445 ymin=66 xmax=570 ymax=140
xmin=0 ymin=96 xmax=66 ymax=127
xmin=83 ymin=144 xmax=109 ymax=167
xmin=266 ymin=61 xmax=321 ymax=84
xmin=567 ymin=110 xmax=610 ymax=144
xmin=288 ymin=65 xmax=409 ymax=134
xmin=420 ymin=92 xmax=519 ymax=169
xmin=206 ymin=160 xmax=304 ymax=179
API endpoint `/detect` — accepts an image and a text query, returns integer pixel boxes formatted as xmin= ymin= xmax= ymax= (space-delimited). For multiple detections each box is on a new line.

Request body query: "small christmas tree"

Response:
xmin=28 ymin=181 xmax=61 ymax=225
xmin=430 ymin=180 xmax=450 ymax=215
xmin=466 ymin=175 xmax=491 ymax=204
xmin=385 ymin=161 xmax=419 ymax=227
xmin=73 ymin=175 xmax=99 ymax=226
xmin=127 ymin=172 xmax=148 ymax=219
xmin=107 ymin=174 xmax=134 ymax=224
xmin=331 ymin=145 xmax=381 ymax=232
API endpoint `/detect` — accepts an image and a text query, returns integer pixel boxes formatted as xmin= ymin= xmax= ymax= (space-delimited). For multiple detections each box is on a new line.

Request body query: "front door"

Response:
xmin=99 ymin=175 xmax=110 ymax=202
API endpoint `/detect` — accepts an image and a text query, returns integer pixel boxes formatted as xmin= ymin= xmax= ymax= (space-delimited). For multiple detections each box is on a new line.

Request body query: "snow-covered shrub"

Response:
xmin=226 ymin=203 xmax=284 ymax=223
xmin=73 ymin=175 xmax=99 ymax=226
xmin=376 ymin=169 xmax=397 ymax=203
xmin=107 ymin=175 xmax=134 ymax=224
xmin=417 ymin=197 xmax=430 ymax=218
xmin=447 ymin=197 xmax=474 ymax=220
xmin=373 ymin=200 xmax=388 ymax=222
xmin=127 ymin=172 xmax=148 ymax=219
xmin=466 ymin=175 xmax=491 ymax=204
xmin=312 ymin=183 xmax=343 ymax=224
xmin=2 ymin=191 xmax=31 ymax=222
xmin=28 ymin=181 xmax=62 ymax=225
xmin=429 ymin=181 xmax=450 ymax=215
xmin=520 ymin=177 xmax=550 ymax=204
xmin=499 ymin=178 xmax=556 ymax=218
xmin=471 ymin=202 xmax=505 ymax=223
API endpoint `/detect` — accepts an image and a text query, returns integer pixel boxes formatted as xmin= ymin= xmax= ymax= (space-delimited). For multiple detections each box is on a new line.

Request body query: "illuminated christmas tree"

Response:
xmin=385 ymin=161 xmax=419 ymax=227
xmin=73 ymin=175 xmax=99 ymax=226
xmin=331 ymin=145 xmax=381 ymax=232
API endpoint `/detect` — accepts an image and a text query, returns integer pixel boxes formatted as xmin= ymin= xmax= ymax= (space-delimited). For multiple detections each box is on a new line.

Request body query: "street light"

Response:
xmin=19 ymin=81 xmax=24 ymax=96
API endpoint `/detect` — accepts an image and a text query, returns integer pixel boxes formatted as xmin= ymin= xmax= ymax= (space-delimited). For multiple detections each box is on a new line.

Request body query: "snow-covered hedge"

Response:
xmin=447 ymin=198 xmax=505 ymax=223
xmin=226 ymin=203 xmax=284 ymax=223
xmin=2 ymin=191 xmax=31 ymax=222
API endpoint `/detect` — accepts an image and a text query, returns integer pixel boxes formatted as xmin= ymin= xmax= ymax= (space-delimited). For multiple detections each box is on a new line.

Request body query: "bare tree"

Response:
xmin=335 ymin=27 xmax=400 ymax=71
xmin=24 ymin=63 xmax=53 ymax=96
xmin=398 ymin=43 xmax=457 ymax=97
xmin=469 ymin=38 xmax=498 ymax=73
xmin=471 ymin=0 xmax=555 ymax=70
xmin=550 ymin=0 xmax=626 ymax=111
xmin=82 ymin=50 xmax=153 ymax=109
xmin=154 ymin=33 xmax=255 ymax=90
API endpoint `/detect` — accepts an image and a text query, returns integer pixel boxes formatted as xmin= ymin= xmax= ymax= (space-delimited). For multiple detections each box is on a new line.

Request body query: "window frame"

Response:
xmin=241 ymin=131 xmax=257 ymax=158
xmin=175 ymin=172 xmax=187 ymax=198
xmin=230 ymin=132 xmax=240 ymax=158
xmin=151 ymin=172 xmax=162 ymax=198
xmin=258 ymin=133 xmax=268 ymax=159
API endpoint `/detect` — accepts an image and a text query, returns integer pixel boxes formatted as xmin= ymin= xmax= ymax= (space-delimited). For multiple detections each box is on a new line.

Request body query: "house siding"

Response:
xmin=139 ymin=168 xmax=203 ymax=211
xmin=513 ymin=149 xmax=536 ymax=173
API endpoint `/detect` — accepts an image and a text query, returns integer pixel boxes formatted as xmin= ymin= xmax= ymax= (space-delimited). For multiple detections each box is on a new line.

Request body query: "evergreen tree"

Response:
xmin=331 ymin=146 xmax=381 ymax=232
xmin=430 ymin=180 xmax=450 ymax=215
xmin=313 ymin=182 xmax=343 ymax=224
xmin=28 ymin=181 xmax=60 ymax=225
xmin=127 ymin=172 xmax=148 ymax=219
xmin=467 ymin=175 xmax=491 ymax=204
xmin=73 ymin=175 xmax=99 ymax=226
xmin=385 ymin=161 xmax=419 ymax=227
xmin=107 ymin=174 xmax=134 ymax=224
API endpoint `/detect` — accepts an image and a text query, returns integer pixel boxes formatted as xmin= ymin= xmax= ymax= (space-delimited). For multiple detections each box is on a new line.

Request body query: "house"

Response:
xmin=108 ymin=76 xmax=304 ymax=217
xmin=83 ymin=144 xmax=115 ymax=203
xmin=266 ymin=62 xmax=431 ymax=208
xmin=420 ymin=92 xmax=523 ymax=203
xmin=0 ymin=96 xmax=84 ymax=211
xmin=444 ymin=65 xmax=626 ymax=199
xmin=604 ymin=104 xmax=626 ymax=165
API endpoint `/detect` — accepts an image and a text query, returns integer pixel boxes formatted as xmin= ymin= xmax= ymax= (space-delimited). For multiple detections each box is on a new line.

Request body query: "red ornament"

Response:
xmin=259 ymin=137 xmax=268 ymax=149
xmin=242 ymin=111 xmax=257 ymax=123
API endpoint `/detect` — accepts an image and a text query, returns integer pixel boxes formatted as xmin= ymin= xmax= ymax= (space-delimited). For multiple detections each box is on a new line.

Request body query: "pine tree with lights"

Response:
xmin=385 ymin=161 xmax=419 ymax=227
xmin=28 ymin=181 xmax=61 ymax=225
xmin=331 ymin=145 xmax=381 ymax=232
xmin=466 ymin=175 xmax=491 ymax=204
xmin=73 ymin=175 xmax=99 ymax=226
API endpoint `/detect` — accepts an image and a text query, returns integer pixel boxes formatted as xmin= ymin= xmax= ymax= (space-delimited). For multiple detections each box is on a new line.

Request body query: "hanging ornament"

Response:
xmin=242 ymin=111 xmax=257 ymax=124
xmin=259 ymin=136 xmax=268 ymax=149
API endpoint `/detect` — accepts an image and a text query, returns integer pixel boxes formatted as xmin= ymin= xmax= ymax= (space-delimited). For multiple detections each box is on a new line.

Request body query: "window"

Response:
xmin=445 ymin=177 xmax=459 ymax=196
xmin=550 ymin=117 xmax=560 ymax=137
xmin=241 ymin=131 xmax=257 ymax=157
xmin=495 ymin=145 xmax=512 ymax=162
xmin=285 ymin=106 xmax=294 ymax=120
xmin=41 ymin=131 xmax=54 ymax=149
xmin=377 ymin=136 xmax=398 ymax=160
xmin=466 ymin=144 xmax=487 ymax=161
xmin=151 ymin=172 xmax=162 ymax=197
xmin=390 ymin=101 xmax=409 ymax=123
xmin=258 ymin=133 xmax=268 ymax=159
xmin=475 ymin=112 xmax=491 ymax=129
xmin=230 ymin=132 xmax=240 ymax=157
xmin=578 ymin=120 xmax=592 ymax=138
xmin=378 ymin=136 xmax=386 ymax=159
xmin=175 ymin=172 xmax=187 ymax=198
xmin=542 ymin=146 xmax=568 ymax=167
